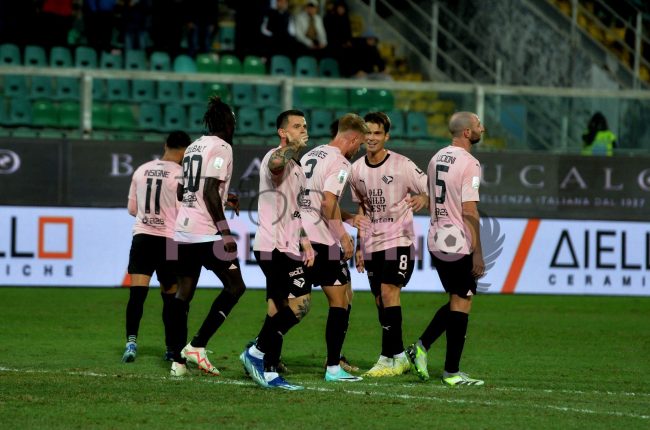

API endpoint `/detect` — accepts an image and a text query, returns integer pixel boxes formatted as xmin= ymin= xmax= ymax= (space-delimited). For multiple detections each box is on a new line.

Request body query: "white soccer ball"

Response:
xmin=433 ymin=223 xmax=466 ymax=254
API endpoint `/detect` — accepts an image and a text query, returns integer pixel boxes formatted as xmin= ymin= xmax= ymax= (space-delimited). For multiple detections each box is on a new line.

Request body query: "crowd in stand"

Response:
xmin=0 ymin=0 xmax=391 ymax=79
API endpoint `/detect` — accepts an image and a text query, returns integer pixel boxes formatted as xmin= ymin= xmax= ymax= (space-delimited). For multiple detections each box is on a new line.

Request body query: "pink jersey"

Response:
xmin=349 ymin=151 xmax=428 ymax=253
xmin=299 ymin=144 xmax=351 ymax=246
xmin=128 ymin=159 xmax=182 ymax=238
xmin=175 ymin=135 xmax=233 ymax=242
xmin=254 ymin=146 xmax=306 ymax=255
xmin=427 ymin=145 xmax=481 ymax=254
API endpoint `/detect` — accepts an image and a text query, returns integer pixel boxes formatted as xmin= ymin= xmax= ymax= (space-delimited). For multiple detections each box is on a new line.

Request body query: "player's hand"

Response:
xmin=472 ymin=252 xmax=485 ymax=279
xmin=341 ymin=233 xmax=354 ymax=260
xmin=226 ymin=193 xmax=240 ymax=216
xmin=352 ymin=213 xmax=371 ymax=231
xmin=301 ymin=237 xmax=315 ymax=268
xmin=406 ymin=194 xmax=428 ymax=212
xmin=288 ymin=134 xmax=309 ymax=150
xmin=355 ymin=248 xmax=365 ymax=273
xmin=222 ymin=234 xmax=238 ymax=255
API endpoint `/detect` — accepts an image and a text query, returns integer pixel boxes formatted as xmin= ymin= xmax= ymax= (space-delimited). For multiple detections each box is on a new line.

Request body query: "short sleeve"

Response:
xmin=461 ymin=160 xmax=481 ymax=202
xmin=205 ymin=144 xmax=231 ymax=181
xmin=323 ymin=162 xmax=350 ymax=197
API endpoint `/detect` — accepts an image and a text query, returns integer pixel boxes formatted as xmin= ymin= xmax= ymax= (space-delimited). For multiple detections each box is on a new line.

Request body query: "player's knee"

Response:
xmin=225 ymin=277 xmax=246 ymax=299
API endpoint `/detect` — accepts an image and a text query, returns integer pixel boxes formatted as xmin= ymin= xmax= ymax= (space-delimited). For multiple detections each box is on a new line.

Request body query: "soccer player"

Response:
xmin=122 ymin=131 xmax=191 ymax=363
xmin=240 ymin=109 xmax=314 ymax=390
xmin=406 ymin=111 xmax=486 ymax=386
xmin=167 ymin=96 xmax=247 ymax=377
xmin=300 ymin=113 xmax=370 ymax=382
xmin=349 ymin=112 xmax=428 ymax=377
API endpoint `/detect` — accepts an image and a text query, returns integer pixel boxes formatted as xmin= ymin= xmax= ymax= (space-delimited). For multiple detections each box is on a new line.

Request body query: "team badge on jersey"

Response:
xmin=382 ymin=175 xmax=393 ymax=184
xmin=213 ymin=157 xmax=224 ymax=169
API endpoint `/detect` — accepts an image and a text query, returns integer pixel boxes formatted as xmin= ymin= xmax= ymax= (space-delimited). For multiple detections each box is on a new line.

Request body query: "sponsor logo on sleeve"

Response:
xmin=213 ymin=157 xmax=224 ymax=170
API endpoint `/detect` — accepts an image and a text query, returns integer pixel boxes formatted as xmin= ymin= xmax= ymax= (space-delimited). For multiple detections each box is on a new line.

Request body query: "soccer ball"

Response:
xmin=433 ymin=223 xmax=466 ymax=254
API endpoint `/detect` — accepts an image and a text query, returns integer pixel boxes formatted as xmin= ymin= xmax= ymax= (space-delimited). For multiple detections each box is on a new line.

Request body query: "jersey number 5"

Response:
xmin=435 ymin=164 xmax=448 ymax=204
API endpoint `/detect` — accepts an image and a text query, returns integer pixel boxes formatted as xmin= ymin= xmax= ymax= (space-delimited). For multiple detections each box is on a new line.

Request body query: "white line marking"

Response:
xmin=1 ymin=367 xmax=648 ymax=421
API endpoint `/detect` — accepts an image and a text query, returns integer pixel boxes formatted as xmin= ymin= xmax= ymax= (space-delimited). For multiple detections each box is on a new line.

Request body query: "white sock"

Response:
xmin=249 ymin=345 xmax=265 ymax=360
xmin=394 ymin=352 xmax=406 ymax=359
xmin=327 ymin=365 xmax=341 ymax=374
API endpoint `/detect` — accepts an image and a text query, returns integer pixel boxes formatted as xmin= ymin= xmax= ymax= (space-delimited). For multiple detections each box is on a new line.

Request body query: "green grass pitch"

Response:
xmin=0 ymin=287 xmax=648 ymax=429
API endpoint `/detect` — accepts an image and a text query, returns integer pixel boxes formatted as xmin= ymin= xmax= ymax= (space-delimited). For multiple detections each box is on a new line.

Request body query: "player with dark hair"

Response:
xmin=406 ymin=111 xmax=485 ymax=386
xmin=167 ymin=96 xmax=247 ymax=377
xmin=300 ymin=113 xmax=370 ymax=382
xmin=122 ymin=131 xmax=191 ymax=363
xmin=240 ymin=109 xmax=314 ymax=390
xmin=349 ymin=112 xmax=428 ymax=377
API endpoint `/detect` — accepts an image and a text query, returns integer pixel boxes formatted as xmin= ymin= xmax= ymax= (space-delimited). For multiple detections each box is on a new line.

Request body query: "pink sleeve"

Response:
xmin=406 ymin=159 xmax=428 ymax=194
xmin=205 ymin=145 xmax=230 ymax=181
xmin=323 ymin=162 xmax=350 ymax=197
xmin=127 ymin=174 xmax=137 ymax=216
xmin=461 ymin=161 xmax=481 ymax=202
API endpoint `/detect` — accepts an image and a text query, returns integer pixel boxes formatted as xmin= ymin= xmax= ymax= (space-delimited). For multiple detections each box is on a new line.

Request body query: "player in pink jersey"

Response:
xmin=406 ymin=111 xmax=486 ymax=386
xmin=167 ymin=96 xmax=247 ymax=377
xmin=122 ymin=131 xmax=191 ymax=364
xmin=241 ymin=109 xmax=315 ymax=390
xmin=349 ymin=112 xmax=428 ymax=377
xmin=300 ymin=113 xmax=370 ymax=382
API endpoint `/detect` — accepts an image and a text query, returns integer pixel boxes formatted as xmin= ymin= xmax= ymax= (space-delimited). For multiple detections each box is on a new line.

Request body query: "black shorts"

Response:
xmin=430 ymin=252 xmax=477 ymax=299
xmin=128 ymin=234 xmax=177 ymax=286
xmin=255 ymin=249 xmax=312 ymax=302
xmin=174 ymin=240 xmax=242 ymax=280
xmin=308 ymin=242 xmax=350 ymax=287
xmin=364 ymin=245 xmax=415 ymax=296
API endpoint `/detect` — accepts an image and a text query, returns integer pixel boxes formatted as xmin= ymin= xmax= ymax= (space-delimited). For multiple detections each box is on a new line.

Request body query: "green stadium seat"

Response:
xmin=92 ymin=78 xmax=107 ymax=100
xmin=350 ymin=88 xmax=374 ymax=110
xmin=218 ymin=54 xmax=242 ymax=74
xmin=110 ymin=103 xmax=137 ymax=130
xmin=125 ymin=49 xmax=147 ymax=70
xmin=50 ymin=46 xmax=72 ymax=68
xmin=219 ymin=25 xmax=235 ymax=50
xmin=0 ymin=43 xmax=21 ymax=65
xmin=107 ymin=79 xmax=130 ymax=101
xmin=100 ymin=50 xmax=123 ymax=69
xmin=319 ymin=57 xmax=340 ymax=78
xmin=270 ymin=55 xmax=293 ymax=76
xmin=7 ymin=98 xmax=32 ymax=125
xmin=32 ymin=100 xmax=59 ymax=127
xmin=3 ymin=75 xmax=27 ymax=98
xmin=406 ymin=111 xmax=429 ymax=138
xmin=59 ymin=101 xmax=80 ymax=128
xmin=0 ymin=98 xmax=7 ymax=124
xmin=150 ymin=51 xmax=171 ymax=71
xmin=294 ymin=87 xmax=324 ymax=108
xmin=55 ymin=77 xmax=79 ymax=100
xmin=243 ymin=55 xmax=265 ymax=75
xmin=236 ymin=106 xmax=261 ymax=135
xmin=295 ymin=55 xmax=318 ymax=78
xmin=92 ymin=103 xmax=110 ymax=129
xmin=24 ymin=45 xmax=47 ymax=67
xmin=182 ymin=81 xmax=203 ymax=104
xmin=157 ymin=81 xmax=180 ymax=103
xmin=131 ymin=79 xmax=155 ymax=102
xmin=30 ymin=76 xmax=54 ymax=99
xmin=138 ymin=103 xmax=162 ymax=130
xmin=324 ymin=88 xmax=348 ymax=109
xmin=173 ymin=55 xmax=197 ymax=73
xmin=386 ymin=110 xmax=405 ymax=138
xmin=260 ymin=106 xmax=281 ymax=136
xmin=188 ymin=104 xmax=205 ymax=133
xmin=163 ymin=104 xmax=187 ymax=131
xmin=255 ymin=84 xmax=280 ymax=107
xmin=203 ymin=82 xmax=231 ymax=104
xmin=370 ymin=89 xmax=394 ymax=111
xmin=232 ymin=83 xmax=254 ymax=106
xmin=309 ymin=109 xmax=334 ymax=137
xmin=196 ymin=53 xmax=219 ymax=73
xmin=74 ymin=46 xmax=97 ymax=68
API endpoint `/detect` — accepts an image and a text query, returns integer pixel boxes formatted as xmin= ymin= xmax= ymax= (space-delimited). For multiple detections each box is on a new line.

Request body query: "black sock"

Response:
xmin=345 ymin=304 xmax=352 ymax=335
xmin=444 ymin=311 xmax=469 ymax=374
xmin=377 ymin=305 xmax=391 ymax=357
xmin=419 ymin=302 xmax=450 ymax=350
xmin=258 ymin=307 xmax=299 ymax=369
xmin=161 ymin=292 xmax=174 ymax=350
xmin=256 ymin=314 xmax=273 ymax=341
xmin=191 ymin=290 xmax=238 ymax=347
xmin=169 ymin=297 xmax=188 ymax=363
xmin=383 ymin=306 xmax=403 ymax=356
xmin=325 ymin=307 xmax=348 ymax=366
xmin=125 ymin=287 xmax=149 ymax=341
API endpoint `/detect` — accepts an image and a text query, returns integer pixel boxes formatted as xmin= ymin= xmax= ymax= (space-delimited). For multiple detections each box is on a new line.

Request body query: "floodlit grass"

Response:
xmin=0 ymin=287 xmax=649 ymax=429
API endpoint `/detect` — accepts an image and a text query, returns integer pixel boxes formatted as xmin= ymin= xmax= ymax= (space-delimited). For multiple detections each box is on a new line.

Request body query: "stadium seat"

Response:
xmin=294 ymin=87 xmax=324 ymax=108
xmin=386 ymin=110 xmax=405 ymax=138
xmin=182 ymin=81 xmax=203 ymax=104
xmin=131 ymin=79 xmax=155 ymax=102
xmin=50 ymin=46 xmax=72 ymax=68
xmin=138 ymin=103 xmax=162 ymax=130
xmin=255 ymin=84 xmax=281 ymax=107
xmin=236 ymin=106 xmax=262 ymax=135
xmin=92 ymin=103 xmax=110 ymax=129
xmin=7 ymin=98 xmax=32 ymax=125
xmin=218 ymin=25 xmax=235 ymax=50
xmin=92 ymin=78 xmax=107 ymax=100
xmin=260 ymin=106 xmax=281 ymax=136
xmin=295 ymin=55 xmax=318 ymax=78
xmin=110 ymin=103 xmax=137 ymax=129
xmin=150 ymin=51 xmax=171 ymax=71
xmin=29 ymin=76 xmax=54 ymax=99
xmin=196 ymin=53 xmax=219 ymax=73
xmin=173 ymin=55 xmax=197 ymax=73
xmin=324 ymin=87 xmax=349 ymax=109
xmin=157 ymin=81 xmax=181 ymax=103
xmin=100 ymin=50 xmax=123 ymax=69
xmin=24 ymin=45 xmax=47 ymax=67
xmin=350 ymin=88 xmax=374 ymax=111
xmin=163 ymin=103 xmax=187 ymax=131
xmin=55 ymin=77 xmax=79 ymax=100
xmin=243 ymin=55 xmax=265 ymax=75
xmin=59 ymin=101 xmax=80 ymax=128
xmin=3 ymin=75 xmax=27 ymax=98
xmin=310 ymin=109 xmax=334 ymax=137
xmin=107 ymin=79 xmax=130 ymax=101
xmin=74 ymin=46 xmax=98 ymax=68
xmin=188 ymin=104 xmax=205 ymax=133
xmin=203 ymin=82 xmax=231 ymax=104
xmin=0 ymin=98 xmax=7 ymax=125
xmin=218 ymin=54 xmax=242 ymax=74
xmin=31 ymin=100 xmax=59 ymax=127
xmin=270 ymin=55 xmax=293 ymax=76
xmin=124 ymin=49 xmax=147 ymax=70
xmin=232 ymin=83 xmax=254 ymax=106
xmin=0 ymin=43 xmax=21 ymax=65
xmin=370 ymin=89 xmax=394 ymax=111
xmin=319 ymin=57 xmax=340 ymax=78
xmin=406 ymin=111 xmax=429 ymax=138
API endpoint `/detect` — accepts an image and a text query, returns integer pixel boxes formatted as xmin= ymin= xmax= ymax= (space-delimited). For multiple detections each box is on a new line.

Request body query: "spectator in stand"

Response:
xmin=122 ymin=0 xmax=151 ymax=51
xmin=225 ymin=0 xmax=269 ymax=57
xmin=259 ymin=0 xmax=297 ymax=58
xmin=36 ymin=0 xmax=76 ymax=49
xmin=185 ymin=0 xmax=220 ymax=56
xmin=581 ymin=112 xmax=617 ymax=156
xmin=294 ymin=0 xmax=327 ymax=57
xmin=83 ymin=0 xmax=118 ymax=52
xmin=324 ymin=0 xmax=352 ymax=58
xmin=345 ymin=30 xmax=392 ymax=80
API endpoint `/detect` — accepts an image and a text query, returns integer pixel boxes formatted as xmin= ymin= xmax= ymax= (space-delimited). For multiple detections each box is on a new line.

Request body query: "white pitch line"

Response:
xmin=1 ymin=366 xmax=649 ymax=421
